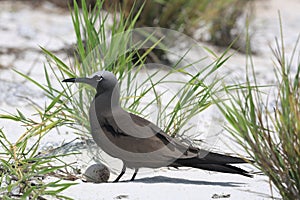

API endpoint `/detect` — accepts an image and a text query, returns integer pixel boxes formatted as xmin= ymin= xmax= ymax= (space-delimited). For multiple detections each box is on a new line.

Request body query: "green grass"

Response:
xmin=40 ymin=0 xmax=225 ymax=138
xmin=216 ymin=18 xmax=300 ymax=199
xmin=103 ymin=0 xmax=252 ymax=47
xmin=0 ymin=113 xmax=76 ymax=199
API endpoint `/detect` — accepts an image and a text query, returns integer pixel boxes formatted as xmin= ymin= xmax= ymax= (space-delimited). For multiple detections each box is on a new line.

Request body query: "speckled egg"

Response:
xmin=83 ymin=163 xmax=110 ymax=183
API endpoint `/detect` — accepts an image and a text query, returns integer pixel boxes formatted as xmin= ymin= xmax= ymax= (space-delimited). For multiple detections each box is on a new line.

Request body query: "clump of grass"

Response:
xmin=203 ymin=0 xmax=253 ymax=48
xmin=217 ymin=19 xmax=300 ymax=199
xmin=0 ymin=106 xmax=76 ymax=198
xmin=103 ymin=0 xmax=252 ymax=47
xmin=43 ymin=0 xmax=225 ymax=139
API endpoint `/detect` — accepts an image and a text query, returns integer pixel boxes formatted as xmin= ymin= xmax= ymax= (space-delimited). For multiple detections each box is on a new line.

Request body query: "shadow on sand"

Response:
xmin=129 ymin=176 xmax=245 ymax=187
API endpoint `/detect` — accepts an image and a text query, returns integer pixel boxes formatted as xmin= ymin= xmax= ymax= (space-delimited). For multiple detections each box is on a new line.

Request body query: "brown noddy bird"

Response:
xmin=63 ymin=71 xmax=252 ymax=182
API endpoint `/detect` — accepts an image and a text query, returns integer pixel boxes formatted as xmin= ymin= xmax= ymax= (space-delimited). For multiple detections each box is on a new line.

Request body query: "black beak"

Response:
xmin=62 ymin=78 xmax=76 ymax=83
xmin=62 ymin=77 xmax=96 ymax=88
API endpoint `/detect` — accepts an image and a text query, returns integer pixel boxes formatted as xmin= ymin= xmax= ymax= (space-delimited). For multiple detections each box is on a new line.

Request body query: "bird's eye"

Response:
xmin=96 ymin=76 xmax=103 ymax=82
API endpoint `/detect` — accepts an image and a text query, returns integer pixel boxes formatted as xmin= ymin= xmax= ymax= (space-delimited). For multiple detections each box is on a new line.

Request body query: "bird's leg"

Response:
xmin=130 ymin=168 xmax=139 ymax=181
xmin=113 ymin=163 xmax=126 ymax=182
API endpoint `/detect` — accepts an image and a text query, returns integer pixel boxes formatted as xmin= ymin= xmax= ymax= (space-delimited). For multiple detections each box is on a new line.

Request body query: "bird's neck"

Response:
xmin=94 ymin=89 xmax=121 ymax=114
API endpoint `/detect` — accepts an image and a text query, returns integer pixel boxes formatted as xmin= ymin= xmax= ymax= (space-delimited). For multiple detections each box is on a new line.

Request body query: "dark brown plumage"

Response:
xmin=63 ymin=71 xmax=252 ymax=182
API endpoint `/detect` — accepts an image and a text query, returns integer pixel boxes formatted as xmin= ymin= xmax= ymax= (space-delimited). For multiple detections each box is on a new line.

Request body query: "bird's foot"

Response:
xmin=112 ymin=178 xmax=120 ymax=183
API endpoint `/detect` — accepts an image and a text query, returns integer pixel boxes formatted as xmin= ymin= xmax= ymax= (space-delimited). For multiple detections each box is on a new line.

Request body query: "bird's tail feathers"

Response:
xmin=190 ymin=163 xmax=253 ymax=177
xmin=179 ymin=151 xmax=251 ymax=165
xmin=173 ymin=152 xmax=253 ymax=177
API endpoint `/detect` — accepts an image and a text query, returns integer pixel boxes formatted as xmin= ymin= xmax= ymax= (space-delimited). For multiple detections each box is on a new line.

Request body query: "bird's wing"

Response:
xmin=129 ymin=113 xmax=199 ymax=157
xmin=99 ymin=109 xmax=195 ymax=158
xmin=124 ymin=113 xmax=249 ymax=164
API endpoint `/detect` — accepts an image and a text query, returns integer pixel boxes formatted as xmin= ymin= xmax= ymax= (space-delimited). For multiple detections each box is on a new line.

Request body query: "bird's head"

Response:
xmin=62 ymin=71 xmax=119 ymax=94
